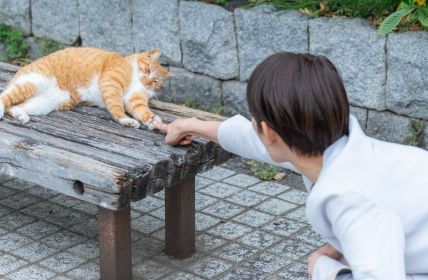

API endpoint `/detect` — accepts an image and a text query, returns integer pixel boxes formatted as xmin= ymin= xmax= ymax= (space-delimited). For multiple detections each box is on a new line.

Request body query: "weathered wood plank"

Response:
xmin=0 ymin=163 xmax=126 ymax=210
xmin=0 ymin=130 xmax=132 ymax=193
xmin=0 ymin=121 xmax=151 ymax=172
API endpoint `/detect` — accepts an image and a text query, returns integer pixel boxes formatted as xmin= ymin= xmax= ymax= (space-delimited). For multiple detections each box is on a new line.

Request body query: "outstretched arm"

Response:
xmin=154 ymin=114 xmax=299 ymax=173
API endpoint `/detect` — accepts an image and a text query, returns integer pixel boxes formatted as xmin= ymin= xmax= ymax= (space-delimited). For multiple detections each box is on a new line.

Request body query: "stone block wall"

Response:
xmin=0 ymin=0 xmax=427 ymax=148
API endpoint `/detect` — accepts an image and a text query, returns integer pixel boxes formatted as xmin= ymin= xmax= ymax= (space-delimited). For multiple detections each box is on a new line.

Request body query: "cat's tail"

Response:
xmin=0 ymin=82 xmax=37 ymax=119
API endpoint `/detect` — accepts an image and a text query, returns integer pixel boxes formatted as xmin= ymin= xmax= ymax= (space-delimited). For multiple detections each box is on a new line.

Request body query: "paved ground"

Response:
xmin=0 ymin=165 xmax=325 ymax=280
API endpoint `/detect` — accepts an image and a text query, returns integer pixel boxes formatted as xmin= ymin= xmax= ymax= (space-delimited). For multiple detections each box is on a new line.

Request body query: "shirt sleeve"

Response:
xmin=313 ymin=192 xmax=406 ymax=280
xmin=217 ymin=114 xmax=299 ymax=173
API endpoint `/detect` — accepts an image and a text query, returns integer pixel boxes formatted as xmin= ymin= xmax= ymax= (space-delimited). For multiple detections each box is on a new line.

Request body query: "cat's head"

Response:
xmin=136 ymin=49 xmax=173 ymax=91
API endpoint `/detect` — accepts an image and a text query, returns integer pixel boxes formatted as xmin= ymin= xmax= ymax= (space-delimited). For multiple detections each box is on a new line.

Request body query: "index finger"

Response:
xmin=153 ymin=122 xmax=169 ymax=132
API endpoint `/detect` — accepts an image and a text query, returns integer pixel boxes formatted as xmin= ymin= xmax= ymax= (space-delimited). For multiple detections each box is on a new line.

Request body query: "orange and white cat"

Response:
xmin=0 ymin=47 xmax=173 ymax=129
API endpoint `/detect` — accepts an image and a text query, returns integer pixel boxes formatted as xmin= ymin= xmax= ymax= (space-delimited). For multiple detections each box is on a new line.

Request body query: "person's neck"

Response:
xmin=291 ymin=154 xmax=323 ymax=183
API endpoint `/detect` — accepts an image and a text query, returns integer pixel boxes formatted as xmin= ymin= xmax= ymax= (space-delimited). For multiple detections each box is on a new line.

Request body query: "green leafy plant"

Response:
xmin=40 ymin=38 xmax=64 ymax=56
xmin=247 ymin=160 xmax=280 ymax=181
xmin=184 ymin=98 xmax=201 ymax=109
xmin=379 ymin=0 xmax=428 ymax=36
xmin=0 ymin=24 xmax=29 ymax=62
xmin=407 ymin=119 xmax=425 ymax=147
xmin=249 ymin=0 xmax=400 ymax=18
xmin=215 ymin=0 xmax=230 ymax=5
xmin=209 ymin=104 xmax=224 ymax=115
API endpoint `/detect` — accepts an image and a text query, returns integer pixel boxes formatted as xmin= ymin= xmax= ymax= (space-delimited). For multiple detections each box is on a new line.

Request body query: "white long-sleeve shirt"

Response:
xmin=217 ymin=114 xmax=428 ymax=280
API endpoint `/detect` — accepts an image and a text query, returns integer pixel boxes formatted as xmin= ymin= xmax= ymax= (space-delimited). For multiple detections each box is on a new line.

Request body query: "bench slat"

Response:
xmin=0 ymin=129 xmax=132 ymax=193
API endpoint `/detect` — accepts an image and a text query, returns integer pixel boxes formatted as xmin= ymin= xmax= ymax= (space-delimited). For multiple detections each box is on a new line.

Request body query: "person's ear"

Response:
xmin=260 ymin=121 xmax=277 ymax=145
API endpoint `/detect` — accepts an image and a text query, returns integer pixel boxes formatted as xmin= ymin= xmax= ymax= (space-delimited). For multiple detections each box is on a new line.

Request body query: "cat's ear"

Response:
xmin=146 ymin=49 xmax=161 ymax=60
xmin=161 ymin=68 xmax=174 ymax=77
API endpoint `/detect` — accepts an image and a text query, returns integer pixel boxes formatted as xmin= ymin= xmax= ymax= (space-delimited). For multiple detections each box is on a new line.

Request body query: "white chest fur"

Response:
xmin=123 ymin=60 xmax=155 ymax=103
xmin=77 ymin=75 xmax=105 ymax=108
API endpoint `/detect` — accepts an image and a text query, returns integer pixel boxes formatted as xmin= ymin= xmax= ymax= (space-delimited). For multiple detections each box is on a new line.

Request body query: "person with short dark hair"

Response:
xmin=154 ymin=52 xmax=428 ymax=279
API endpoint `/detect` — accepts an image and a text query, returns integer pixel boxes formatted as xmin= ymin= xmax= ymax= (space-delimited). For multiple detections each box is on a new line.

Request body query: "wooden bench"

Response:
xmin=0 ymin=62 xmax=230 ymax=280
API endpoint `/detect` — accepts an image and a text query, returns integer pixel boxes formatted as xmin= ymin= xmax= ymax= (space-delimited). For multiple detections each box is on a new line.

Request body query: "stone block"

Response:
xmin=235 ymin=6 xmax=308 ymax=81
xmin=79 ymin=0 xmax=133 ymax=54
xmin=0 ymin=0 xmax=31 ymax=35
xmin=366 ymin=110 xmax=414 ymax=145
xmin=386 ymin=32 xmax=428 ymax=119
xmin=132 ymin=0 xmax=181 ymax=65
xmin=350 ymin=106 xmax=367 ymax=130
xmin=310 ymin=17 xmax=386 ymax=110
xmin=222 ymin=81 xmax=249 ymax=118
xmin=31 ymin=0 xmax=79 ymax=45
xmin=179 ymin=1 xmax=238 ymax=79
xmin=167 ymin=66 xmax=222 ymax=111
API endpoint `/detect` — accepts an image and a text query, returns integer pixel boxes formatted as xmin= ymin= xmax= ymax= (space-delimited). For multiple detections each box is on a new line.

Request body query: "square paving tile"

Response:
xmin=162 ymin=271 xmax=205 ymax=280
xmin=132 ymin=214 xmax=164 ymax=234
xmin=0 ymin=253 xmax=28 ymax=276
xmin=132 ymin=236 xmax=164 ymax=261
xmin=16 ymin=220 xmax=61 ymax=240
xmin=199 ymin=166 xmax=236 ymax=181
xmin=0 ymin=232 xmax=33 ymax=252
xmin=278 ymin=189 xmax=308 ymax=205
xmin=49 ymin=195 xmax=81 ymax=208
xmin=195 ymin=233 xmax=228 ymax=253
xmin=195 ymin=193 xmax=219 ymax=210
xmin=0 ymin=186 xmax=18 ymax=199
xmin=0 ymin=212 xmax=36 ymax=230
xmin=276 ymin=262 xmax=310 ymax=280
xmin=0 ymin=192 xmax=41 ymax=209
xmin=69 ymin=217 xmax=99 ymax=238
xmin=43 ymin=208 xmax=90 ymax=228
xmin=196 ymin=212 xmax=221 ymax=231
xmin=293 ymin=228 xmax=327 ymax=247
xmin=202 ymin=201 xmax=245 ymax=220
xmin=213 ymin=243 xmax=258 ymax=263
xmin=222 ymin=174 xmax=260 ymax=187
xmin=268 ymin=239 xmax=316 ymax=261
xmin=187 ymin=257 xmax=233 ymax=279
xmin=21 ymin=201 xmax=66 ymax=220
xmin=242 ymin=252 xmax=293 ymax=274
xmin=133 ymin=259 xmax=175 ymax=279
xmin=39 ymin=252 xmax=87 ymax=273
xmin=262 ymin=218 xmax=307 ymax=237
xmin=3 ymin=179 xmax=37 ymax=190
xmin=218 ymin=266 xmax=266 ymax=280
xmin=71 ymin=203 xmax=98 ymax=215
xmin=65 ymin=262 xmax=100 ymax=280
xmin=285 ymin=206 xmax=308 ymax=223
xmin=41 ymin=230 xmax=88 ymax=250
xmin=232 ymin=209 xmax=275 ymax=228
xmin=0 ymin=205 xmax=13 ymax=218
xmin=149 ymin=206 xmax=165 ymax=220
xmin=66 ymin=239 xmax=100 ymax=259
xmin=132 ymin=196 xmax=164 ymax=213
xmin=7 ymin=265 xmax=56 ymax=280
xmin=26 ymin=187 xmax=58 ymax=199
xmin=256 ymin=198 xmax=298 ymax=216
xmin=195 ymin=176 xmax=215 ymax=190
xmin=207 ymin=222 xmax=252 ymax=240
xmin=249 ymin=181 xmax=290 ymax=196
xmin=238 ymin=230 xmax=282 ymax=249
xmin=199 ymin=182 xmax=241 ymax=198
xmin=14 ymin=242 xmax=59 ymax=262
xmin=225 ymin=190 xmax=268 ymax=207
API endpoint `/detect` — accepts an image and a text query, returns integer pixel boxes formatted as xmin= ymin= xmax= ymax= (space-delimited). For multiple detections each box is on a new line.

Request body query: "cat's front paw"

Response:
xmin=143 ymin=115 xmax=162 ymax=130
xmin=119 ymin=117 xmax=140 ymax=128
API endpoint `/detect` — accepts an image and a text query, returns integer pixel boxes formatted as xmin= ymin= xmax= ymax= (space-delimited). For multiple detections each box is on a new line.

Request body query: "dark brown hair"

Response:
xmin=247 ymin=52 xmax=349 ymax=156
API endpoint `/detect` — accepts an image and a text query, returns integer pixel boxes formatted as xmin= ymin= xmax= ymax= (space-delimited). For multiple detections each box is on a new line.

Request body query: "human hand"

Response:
xmin=307 ymin=244 xmax=342 ymax=277
xmin=153 ymin=118 xmax=197 ymax=146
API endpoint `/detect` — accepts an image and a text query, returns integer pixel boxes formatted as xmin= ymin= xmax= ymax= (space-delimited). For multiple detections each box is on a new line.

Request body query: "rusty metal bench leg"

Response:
xmin=98 ymin=205 xmax=132 ymax=280
xmin=165 ymin=177 xmax=195 ymax=258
